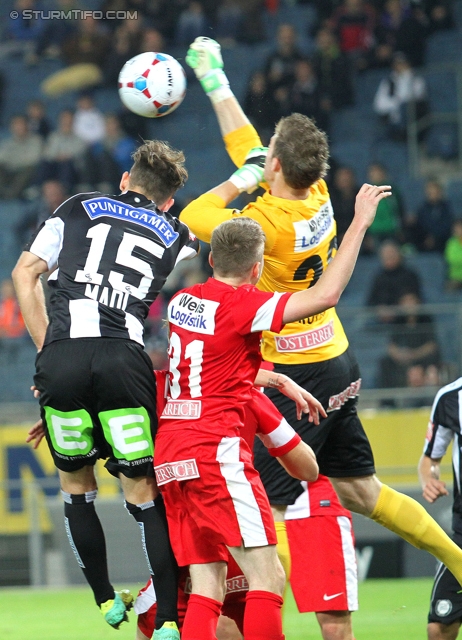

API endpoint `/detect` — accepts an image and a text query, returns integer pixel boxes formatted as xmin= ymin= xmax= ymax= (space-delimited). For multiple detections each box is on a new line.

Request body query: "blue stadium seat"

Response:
xmin=425 ymin=31 xmax=462 ymax=64
xmin=0 ymin=200 xmax=26 ymax=281
xmin=446 ymin=179 xmax=462 ymax=214
xmin=369 ymin=141 xmax=409 ymax=188
xmin=425 ymin=68 xmax=458 ymax=113
xmin=179 ymin=147 xmax=236 ymax=198
xmin=426 ymin=122 xmax=458 ymax=159
xmin=455 ymin=0 xmax=462 ymax=31
xmin=330 ymin=141 xmax=372 ymax=183
xmin=407 ymin=252 xmax=447 ymax=303
xmin=354 ymin=68 xmax=389 ymax=115
xmin=330 ymin=108 xmax=378 ymax=145
xmin=399 ymin=177 xmax=426 ymax=213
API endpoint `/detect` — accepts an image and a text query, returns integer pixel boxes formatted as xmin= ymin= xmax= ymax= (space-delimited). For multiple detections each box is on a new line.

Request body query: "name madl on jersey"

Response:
xmin=168 ymin=293 xmax=218 ymax=335
xmin=85 ymin=283 xmax=130 ymax=310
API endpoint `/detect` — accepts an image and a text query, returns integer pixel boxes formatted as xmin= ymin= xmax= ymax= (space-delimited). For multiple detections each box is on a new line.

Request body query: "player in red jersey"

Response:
xmin=136 ymin=385 xmax=318 ymax=640
xmin=154 ymin=184 xmax=390 ymax=640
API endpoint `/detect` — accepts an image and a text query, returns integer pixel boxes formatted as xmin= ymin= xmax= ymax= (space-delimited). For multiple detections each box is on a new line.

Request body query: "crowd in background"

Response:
xmin=0 ymin=0 xmax=460 ymax=388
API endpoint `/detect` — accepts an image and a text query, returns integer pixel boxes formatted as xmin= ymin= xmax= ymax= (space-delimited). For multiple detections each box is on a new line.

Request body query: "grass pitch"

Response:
xmin=0 ymin=578 xmax=432 ymax=639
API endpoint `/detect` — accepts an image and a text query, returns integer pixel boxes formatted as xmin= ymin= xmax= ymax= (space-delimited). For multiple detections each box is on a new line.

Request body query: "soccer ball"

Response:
xmin=118 ymin=52 xmax=187 ymax=118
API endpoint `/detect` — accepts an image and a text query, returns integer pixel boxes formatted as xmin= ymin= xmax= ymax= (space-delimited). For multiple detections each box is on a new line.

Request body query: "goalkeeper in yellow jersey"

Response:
xmin=180 ymin=36 xmax=462 ymax=639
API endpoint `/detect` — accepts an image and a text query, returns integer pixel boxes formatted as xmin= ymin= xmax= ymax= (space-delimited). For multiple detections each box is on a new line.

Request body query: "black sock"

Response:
xmin=125 ymin=495 xmax=179 ymax=628
xmin=63 ymin=490 xmax=114 ymax=606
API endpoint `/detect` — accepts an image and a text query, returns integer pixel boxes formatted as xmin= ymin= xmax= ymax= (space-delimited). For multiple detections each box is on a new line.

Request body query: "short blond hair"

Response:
xmin=210 ymin=218 xmax=266 ymax=278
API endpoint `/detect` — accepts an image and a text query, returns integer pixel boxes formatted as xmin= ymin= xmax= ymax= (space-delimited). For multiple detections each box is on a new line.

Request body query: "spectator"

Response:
xmin=15 ymin=180 xmax=68 ymax=249
xmin=37 ymin=109 xmax=86 ymax=191
xmin=330 ymin=165 xmax=359 ymax=245
xmin=410 ymin=178 xmax=454 ymax=253
xmin=0 ymin=278 xmax=27 ymax=363
xmin=363 ymin=162 xmax=405 ymax=252
xmin=61 ymin=15 xmax=110 ymax=69
xmin=372 ymin=0 xmax=428 ymax=69
xmin=139 ymin=27 xmax=165 ymax=54
xmin=215 ymin=0 xmax=243 ymax=46
xmin=378 ymin=292 xmax=440 ymax=389
xmin=263 ymin=23 xmax=304 ymax=91
xmin=79 ymin=114 xmax=137 ymax=193
xmin=288 ymin=58 xmax=331 ymax=133
xmin=311 ymin=26 xmax=355 ymax=110
xmin=425 ymin=0 xmax=455 ymax=34
xmin=373 ymin=51 xmax=429 ymax=143
xmin=243 ymin=71 xmax=280 ymax=145
xmin=372 ymin=0 xmax=411 ymax=68
xmin=6 ymin=0 xmax=44 ymax=61
xmin=444 ymin=219 xmax=462 ymax=291
xmin=0 ymin=114 xmax=42 ymax=200
xmin=73 ymin=94 xmax=106 ymax=145
xmin=328 ymin=0 xmax=377 ymax=72
xmin=367 ymin=239 xmax=422 ymax=323
xmin=235 ymin=0 xmax=266 ymax=44
xmin=394 ymin=1 xmax=429 ymax=67
xmin=0 ymin=279 xmax=26 ymax=340
xmin=26 ymin=99 xmax=51 ymax=140
xmin=175 ymin=1 xmax=209 ymax=46
xmin=32 ymin=0 xmax=77 ymax=64
xmin=103 ymin=22 xmax=141 ymax=88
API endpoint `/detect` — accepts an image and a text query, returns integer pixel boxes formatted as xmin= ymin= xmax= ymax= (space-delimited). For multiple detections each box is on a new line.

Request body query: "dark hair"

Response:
xmin=129 ymin=140 xmax=188 ymax=204
xmin=273 ymin=113 xmax=329 ymax=189
xmin=210 ymin=217 xmax=266 ymax=278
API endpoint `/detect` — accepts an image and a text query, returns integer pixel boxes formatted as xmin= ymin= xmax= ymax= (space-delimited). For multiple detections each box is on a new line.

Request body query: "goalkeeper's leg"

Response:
xmin=332 ymin=475 xmax=462 ymax=585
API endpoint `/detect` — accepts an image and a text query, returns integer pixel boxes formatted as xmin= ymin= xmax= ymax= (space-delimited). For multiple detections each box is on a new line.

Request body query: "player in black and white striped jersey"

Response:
xmin=12 ymin=140 xmax=199 ymax=640
xmin=419 ymin=377 xmax=462 ymax=640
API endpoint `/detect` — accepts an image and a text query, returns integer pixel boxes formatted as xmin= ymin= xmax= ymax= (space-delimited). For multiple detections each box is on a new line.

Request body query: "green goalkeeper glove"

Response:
xmin=186 ymin=37 xmax=233 ymax=104
xmin=229 ymin=147 xmax=268 ymax=194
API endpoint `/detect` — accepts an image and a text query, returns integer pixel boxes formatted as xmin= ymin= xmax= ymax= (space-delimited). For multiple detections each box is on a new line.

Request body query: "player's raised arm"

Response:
xmin=186 ymin=37 xmax=263 ymax=167
xmin=282 ymin=184 xmax=392 ymax=325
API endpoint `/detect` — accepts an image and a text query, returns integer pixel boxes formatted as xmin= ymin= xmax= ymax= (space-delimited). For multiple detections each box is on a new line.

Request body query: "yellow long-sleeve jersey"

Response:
xmin=180 ymin=124 xmax=349 ymax=365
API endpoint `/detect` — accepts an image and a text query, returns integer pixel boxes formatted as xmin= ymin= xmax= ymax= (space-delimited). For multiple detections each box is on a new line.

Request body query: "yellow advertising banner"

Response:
xmin=0 ymin=408 xmax=450 ymax=534
xmin=0 ymin=425 xmax=120 ymax=534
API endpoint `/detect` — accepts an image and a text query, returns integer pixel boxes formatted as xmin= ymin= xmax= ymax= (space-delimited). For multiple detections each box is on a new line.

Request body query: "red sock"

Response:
xmin=244 ymin=590 xmax=285 ymax=640
xmin=181 ymin=594 xmax=222 ymax=640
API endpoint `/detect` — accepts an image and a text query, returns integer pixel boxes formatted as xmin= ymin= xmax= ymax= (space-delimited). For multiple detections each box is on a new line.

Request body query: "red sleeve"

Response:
xmin=233 ymin=286 xmax=292 ymax=336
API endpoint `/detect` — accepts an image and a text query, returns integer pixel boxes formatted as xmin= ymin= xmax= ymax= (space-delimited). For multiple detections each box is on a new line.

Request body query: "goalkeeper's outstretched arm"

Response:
xmin=186 ymin=36 xmax=263 ymax=168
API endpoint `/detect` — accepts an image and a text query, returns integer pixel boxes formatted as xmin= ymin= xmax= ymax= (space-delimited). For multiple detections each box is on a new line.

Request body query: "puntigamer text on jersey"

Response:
xmin=82 ymin=196 xmax=179 ymax=247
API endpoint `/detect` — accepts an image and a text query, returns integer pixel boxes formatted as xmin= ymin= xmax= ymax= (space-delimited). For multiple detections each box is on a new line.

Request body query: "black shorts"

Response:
xmin=428 ymin=532 xmax=462 ymax=625
xmin=254 ymin=348 xmax=375 ymax=505
xmin=34 ymin=338 xmax=157 ymax=478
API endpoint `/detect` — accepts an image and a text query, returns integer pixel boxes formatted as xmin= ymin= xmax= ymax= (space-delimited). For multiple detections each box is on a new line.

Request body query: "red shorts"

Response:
xmin=136 ymin=555 xmax=247 ymax=637
xmin=287 ymin=514 xmax=358 ymax=612
xmin=154 ymin=429 xmax=276 ymax=566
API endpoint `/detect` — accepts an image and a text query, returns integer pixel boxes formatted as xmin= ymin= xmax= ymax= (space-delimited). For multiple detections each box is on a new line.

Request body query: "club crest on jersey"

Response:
xmin=82 ymin=197 xmax=179 ymax=247
xmin=293 ymin=201 xmax=334 ymax=252
xmin=168 ymin=293 xmax=219 ymax=335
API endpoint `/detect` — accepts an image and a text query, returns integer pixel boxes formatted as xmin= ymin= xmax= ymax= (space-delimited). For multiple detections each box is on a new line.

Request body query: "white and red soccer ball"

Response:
xmin=118 ymin=52 xmax=187 ymax=118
